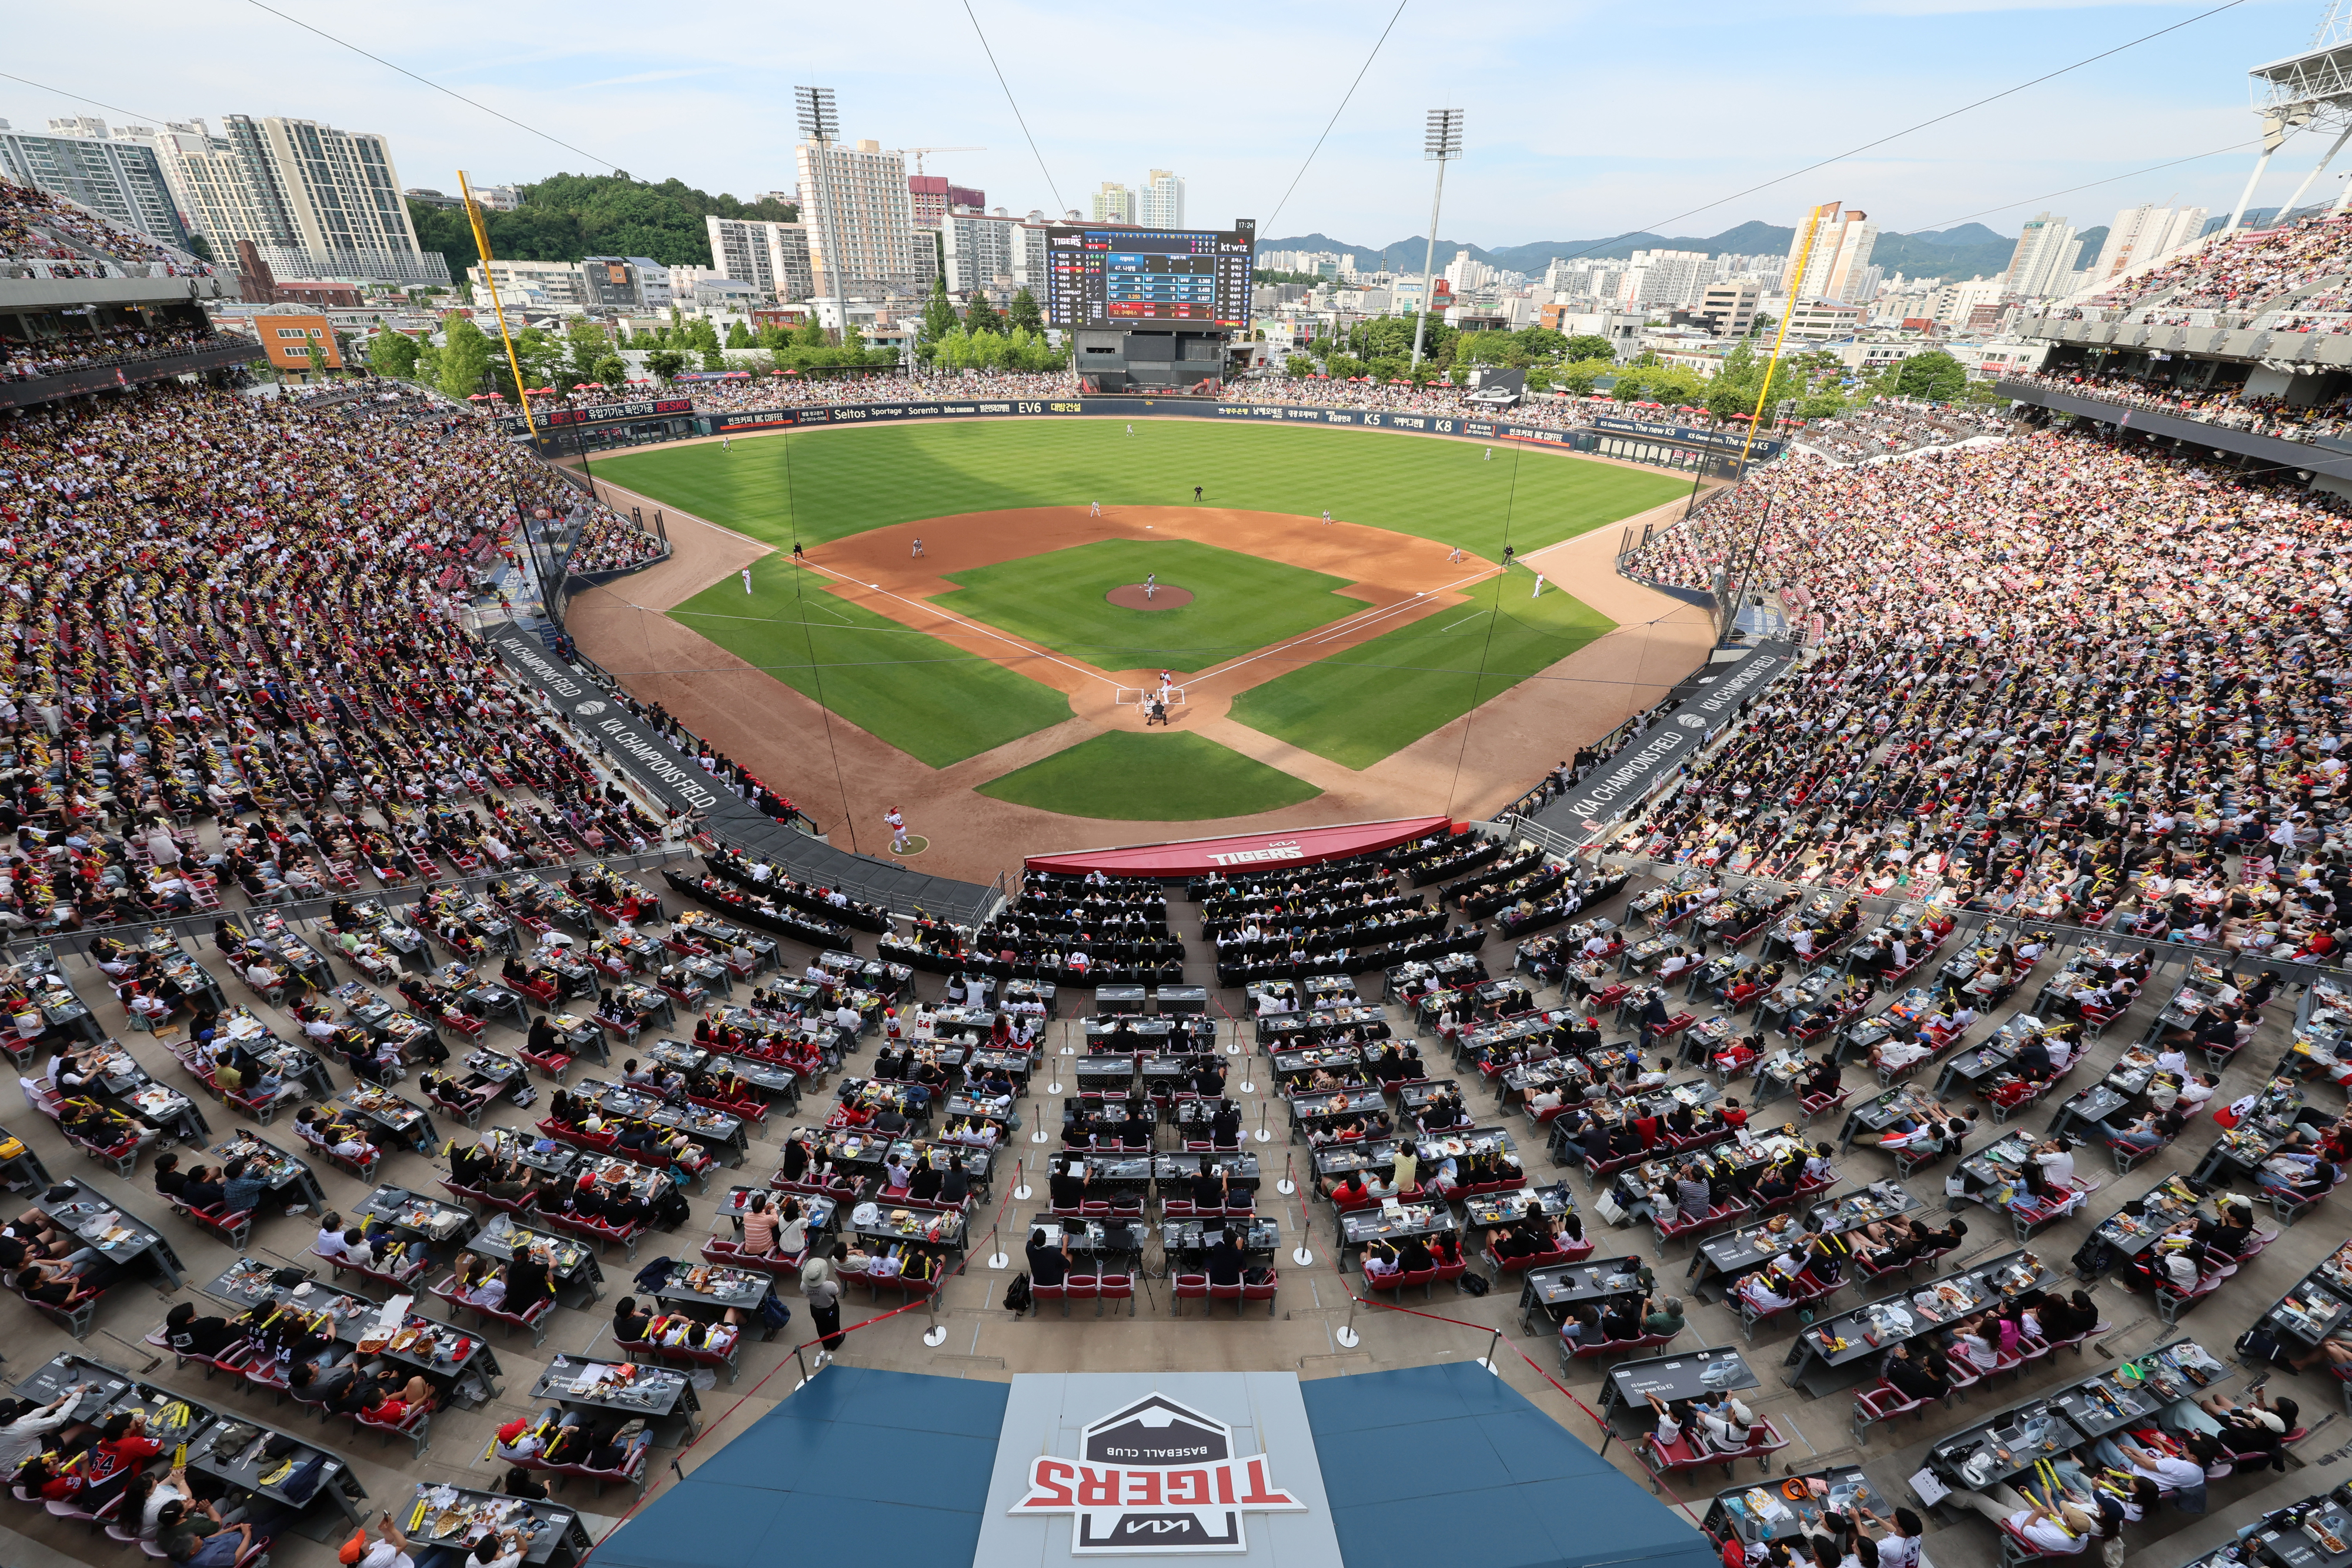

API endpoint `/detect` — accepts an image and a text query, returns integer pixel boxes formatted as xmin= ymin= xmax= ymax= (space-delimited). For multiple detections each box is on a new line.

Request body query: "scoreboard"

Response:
xmin=1044 ymin=219 xmax=1255 ymax=330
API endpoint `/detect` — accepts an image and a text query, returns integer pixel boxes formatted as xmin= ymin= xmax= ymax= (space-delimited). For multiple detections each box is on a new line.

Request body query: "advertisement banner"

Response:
xmin=707 ymin=394 xmax=1663 ymax=451
xmin=1025 ymin=815 xmax=1449 ymax=878
xmin=1526 ymin=638 xmax=1799 ymax=848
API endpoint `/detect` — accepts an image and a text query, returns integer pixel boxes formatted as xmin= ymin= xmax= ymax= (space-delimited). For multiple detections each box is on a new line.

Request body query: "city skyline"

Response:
xmin=2 ymin=0 xmax=2326 ymax=250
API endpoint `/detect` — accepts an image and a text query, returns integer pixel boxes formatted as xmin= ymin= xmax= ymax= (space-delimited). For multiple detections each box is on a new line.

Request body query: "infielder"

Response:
xmin=1532 ymin=573 xmax=1546 ymax=599
xmin=1088 ymin=500 xmax=1102 ymax=517
xmin=911 ymin=537 xmax=924 ymax=558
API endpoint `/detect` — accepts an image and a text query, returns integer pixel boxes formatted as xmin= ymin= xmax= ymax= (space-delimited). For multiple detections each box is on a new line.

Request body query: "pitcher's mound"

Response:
xmin=1106 ymin=583 xmax=1192 ymax=611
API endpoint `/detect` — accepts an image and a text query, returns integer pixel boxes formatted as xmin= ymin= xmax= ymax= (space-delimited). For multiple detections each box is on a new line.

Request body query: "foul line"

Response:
xmin=1185 ymin=557 xmax=1512 ymax=692
xmin=791 ymin=558 xmax=1122 ymax=690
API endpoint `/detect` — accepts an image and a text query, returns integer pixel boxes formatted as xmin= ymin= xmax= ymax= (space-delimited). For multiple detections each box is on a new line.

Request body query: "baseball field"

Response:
xmin=576 ymin=416 xmax=1708 ymax=867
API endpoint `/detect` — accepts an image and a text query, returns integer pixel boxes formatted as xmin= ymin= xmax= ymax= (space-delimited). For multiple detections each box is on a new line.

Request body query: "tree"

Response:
xmin=438 ymin=313 xmax=491 ymax=400
xmin=368 ymin=329 xmax=420 ymax=380
xmin=964 ymin=293 xmax=1004 ymax=335
xmin=724 ymin=320 xmax=753 ymax=349
xmin=645 ymin=349 xmax=687 ymax=382
xmin=1561 ymin=334 xmax=1617 ymax=362
xmin=920 ymin=277 xmax=960 ymax=347
xmin=1006 ymin=287 xmax=1044 ymax=335
xmin=565 ymin=317 xmax=608 ymax=380
xmin=1746 ymin=312 xmax=1778 ymax=339
xmin=1512 ymin=326 xmax=1569 ymax=360
xmin=593 ymin=353 xmax=629 ymax=387
xmin=1894 ymin=349 xmax=1968 ymax=403
xmin=1283 ymin=354 xmax=1315 ymax=379
xmin=1325 ymin=354 xmax=1371 ymax=380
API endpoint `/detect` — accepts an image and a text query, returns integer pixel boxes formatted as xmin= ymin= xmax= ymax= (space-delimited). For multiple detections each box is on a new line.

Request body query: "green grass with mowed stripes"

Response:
xmin=975 ymin=732 xmax=1321 ymax=821
xmin=666 ymin=555 xmax=1071 ymax=768
xmin=1227 ymin=570 xmax=1616 ymax=770
xmin=614 ymin=420 xmax=1673 ymax=783
xmin=593 ymin=417 xmax=1682 ymax=561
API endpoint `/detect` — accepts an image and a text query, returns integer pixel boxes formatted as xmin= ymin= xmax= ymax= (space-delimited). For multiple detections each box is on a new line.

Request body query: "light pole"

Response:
xmin=1409 ymin=109 xmax=1464 ymax=375
xmin=794 ymin=86 xmax=847 ymax=343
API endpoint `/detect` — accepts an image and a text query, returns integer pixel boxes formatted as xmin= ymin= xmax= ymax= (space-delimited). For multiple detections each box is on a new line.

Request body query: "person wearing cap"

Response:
xmin=1692 ymin=1394 xmax=1755 ymax=1452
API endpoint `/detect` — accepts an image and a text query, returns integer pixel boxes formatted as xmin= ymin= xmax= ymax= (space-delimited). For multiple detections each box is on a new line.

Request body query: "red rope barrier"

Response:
xmin=1339 ymin=1290 xmax=1708 ymax=1526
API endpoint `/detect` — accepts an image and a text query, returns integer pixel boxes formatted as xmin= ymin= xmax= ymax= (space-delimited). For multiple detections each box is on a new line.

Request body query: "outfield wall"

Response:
xmin=693 ymin=394 xmax=1783 ymax=473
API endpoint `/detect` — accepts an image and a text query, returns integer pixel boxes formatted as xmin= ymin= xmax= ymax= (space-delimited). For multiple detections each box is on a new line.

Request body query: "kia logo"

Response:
xmin=574 ymin=700 xmax=609 ymax=718
xmin=1678 ymin=714 xmax=1706 ymax=729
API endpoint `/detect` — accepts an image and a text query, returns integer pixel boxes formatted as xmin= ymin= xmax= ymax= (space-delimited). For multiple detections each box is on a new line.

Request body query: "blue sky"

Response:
xmin=6 ymin=0 xmax=2328 ymax=245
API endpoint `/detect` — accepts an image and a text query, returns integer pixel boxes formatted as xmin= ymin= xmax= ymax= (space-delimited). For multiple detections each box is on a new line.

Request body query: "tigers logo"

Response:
xmin=1014 ymin=1392 xmax=1304 ymax=1554
xmin=572 ymin=700 xmax=609 ymax=718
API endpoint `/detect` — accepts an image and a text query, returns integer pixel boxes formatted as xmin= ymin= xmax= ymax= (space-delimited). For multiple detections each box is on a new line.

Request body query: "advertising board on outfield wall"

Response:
xmin=700 ymin=394 xmax=1783 ymax=459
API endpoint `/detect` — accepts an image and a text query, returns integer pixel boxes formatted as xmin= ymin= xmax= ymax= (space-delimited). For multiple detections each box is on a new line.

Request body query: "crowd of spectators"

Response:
xmin=1617 ymin=430 xmax=2350 ymax=962
xmin=1795 ymin=404 xmax=2009 ymax=464
xmin=2082 ymin=213 xmax=2352 ymax=315
xmin=1 ymin=322 xmax=216 ymax=385
xmin=0 ymin=180 xmax=212 ymax=279
xmin=2012 ymin=368 xmax=2352 ymax=444
xmin=566 ymin=512 xmax=667 ymax=574
xmin=0 ymin=380 xmax=671 ymax=931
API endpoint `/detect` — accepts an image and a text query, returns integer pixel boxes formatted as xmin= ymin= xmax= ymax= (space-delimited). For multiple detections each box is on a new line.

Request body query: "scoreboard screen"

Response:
xmin=1044 ymin=219 xmax=1255 ymax=330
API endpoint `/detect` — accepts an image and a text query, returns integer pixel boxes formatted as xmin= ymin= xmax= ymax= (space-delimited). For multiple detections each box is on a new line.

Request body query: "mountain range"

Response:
xmin=1259 ymin=221 xmax=2112 ymax=286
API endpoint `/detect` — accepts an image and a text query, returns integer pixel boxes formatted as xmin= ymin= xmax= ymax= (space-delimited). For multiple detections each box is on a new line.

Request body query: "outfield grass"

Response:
xmin=936 ymin=539 xmax=1369 ymax=673
xmin=666 ymin=556 xmax=1071 ymax=767
xmin=591 ymin=418 xmax=1685 ymax=560
xmin=975 ymin=732 xmax=1321 ymax=820
xmin=1226 ymin=569 xmax=1616 ymax=770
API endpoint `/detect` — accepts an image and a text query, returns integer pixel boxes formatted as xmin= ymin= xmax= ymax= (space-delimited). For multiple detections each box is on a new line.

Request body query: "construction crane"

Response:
xmin=896 ymin=147 xmax=985 ymax=176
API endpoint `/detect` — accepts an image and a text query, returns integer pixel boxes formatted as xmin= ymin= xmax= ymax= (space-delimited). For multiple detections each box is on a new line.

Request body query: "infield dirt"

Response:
xmin=572 ymin=467 xmax=1715 ymax=884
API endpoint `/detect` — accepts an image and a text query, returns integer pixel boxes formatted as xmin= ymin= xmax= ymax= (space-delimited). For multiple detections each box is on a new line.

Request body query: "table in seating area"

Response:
xmin=1083 ymin=1015 xmax=1180 ymax=1052
xmin=327 ymin=1085 xmax=439 ymax=1155
xmin=356 ymin=1182 xmax=480 ymax=1261
xmin=1152 ymin=1148 xmax=1259 ymax=1188
xmin=14 ymin=1350 xmax=369 ymax=1526
xmin=396 ymin=1479 xmax=589 ymax=1566
xmin=2180 ymin=1487 xmax=2352 ymax=1568
xmin=1920 ymin=1337 xmax=2230 ymax=1501
xmin=210 ymin=1129 xmax=326 ymax=1212
xmin=1162 ymin=1215 xmax=1281 ymax=1264
xmin=579 ymin=1079 xmax=747 ymax=1165
xmin=473 ymin=1211 xmax=604 ymax=1308
xmin=1783 ymin=1248 xmax=2048 ymax=1397
xmin=1599 ymin=1346 xmax=1759 ymax=1429
xmin=35 ymin=1182 xmax=187 ymax=1288
xmin=1518 ymin=1255 xmax=1651 ymax=1337
xmin=1337 ymin=1199 xmax=1458 ymax=1265
xmin=1027 ymin=1212 xmax=1148 ymax=1265
xmin=1686 ymin=1183 xmax=1923 ymax=1301
xmin=529 ymin=1355 xmax=701 ymax=1446
xmin=1701 ymin=1465 xmax=1887 ymax=1554
xmin=2246 ymin=1239 xmax=2352 ymax=1376
xmin=204 ymin=1256 xmax=504 ymax=1408
xmin=1093 ymin=984 xmax=1147 ymax=1015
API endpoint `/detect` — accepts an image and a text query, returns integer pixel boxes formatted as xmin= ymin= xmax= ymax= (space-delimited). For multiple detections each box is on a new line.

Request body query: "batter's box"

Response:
xmin=1115 ymin=686 xmax=1187 ymax=706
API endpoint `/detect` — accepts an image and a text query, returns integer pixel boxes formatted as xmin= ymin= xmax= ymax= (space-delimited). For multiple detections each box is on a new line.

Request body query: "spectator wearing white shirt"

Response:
xmin=1938 ymin=1487 xmax=2093 ymax=1553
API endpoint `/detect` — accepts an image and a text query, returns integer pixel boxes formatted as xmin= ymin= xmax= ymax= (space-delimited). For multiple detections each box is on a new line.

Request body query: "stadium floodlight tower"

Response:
xmin=794 ymin=85 xmax=850 ymax=332
xmin=1408 ymin=109 xmax=1464 ymax=373
xmin=2231 ymin=0 xmax=2352 ymax=230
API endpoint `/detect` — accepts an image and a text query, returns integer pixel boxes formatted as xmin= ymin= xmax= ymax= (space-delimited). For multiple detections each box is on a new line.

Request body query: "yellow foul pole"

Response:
xmin=1730 ymin=199 xmax=1838 ymax=474
xmin=459 ymin=170 xmax=537 ymax=439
